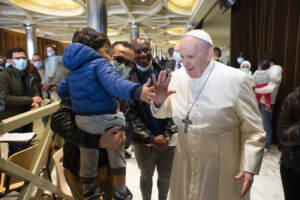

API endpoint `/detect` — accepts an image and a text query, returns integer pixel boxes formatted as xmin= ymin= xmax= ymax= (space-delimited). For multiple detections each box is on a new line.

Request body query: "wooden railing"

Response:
xmin=0 ymin=101 xmax=60 ymax=199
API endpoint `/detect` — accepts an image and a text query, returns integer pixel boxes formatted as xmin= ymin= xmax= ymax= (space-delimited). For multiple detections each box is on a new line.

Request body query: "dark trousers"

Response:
xmin=280 ymin=162 xmax=300 ymax=200
xmin=258 ymin=103 xmax=273 ymax=149
xmin=8 ymin=123 xmax=33 ymax=157
xmin=134 ymin=142 xmax=175 ymax=200
xmin=64 ymin=167 xmax=114 ymax=200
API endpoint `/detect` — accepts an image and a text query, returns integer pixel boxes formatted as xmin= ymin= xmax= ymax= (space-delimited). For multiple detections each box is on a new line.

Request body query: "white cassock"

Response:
xmin=151 ymin=59 xmax=266 ymax=200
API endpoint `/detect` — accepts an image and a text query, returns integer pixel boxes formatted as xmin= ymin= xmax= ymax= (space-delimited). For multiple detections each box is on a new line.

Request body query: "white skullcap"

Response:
xmin=240 ymin=60 xmax=251 ymax=70
xmin=184 ymin=29 xmax=213 ymax=46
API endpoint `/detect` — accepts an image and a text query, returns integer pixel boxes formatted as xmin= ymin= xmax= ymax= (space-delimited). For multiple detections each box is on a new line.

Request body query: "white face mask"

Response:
xmin=173 ymin=52 xmax=182 ymax=62
xmin=237 ymin=57 xmax=244 ymax=64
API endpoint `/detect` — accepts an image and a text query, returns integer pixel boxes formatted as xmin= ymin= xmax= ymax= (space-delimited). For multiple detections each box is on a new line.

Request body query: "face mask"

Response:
xmin=241 ymin=68 xmax=250 ymax=73
xmin=173 ymin=52 xmax=182 ymax=62
xmin=14 ymin=59 xmax=27 ymax=71
xmin=33 ymin=61 xmax=43 ymax=69
xmin=111 ymin=61 xmax=130 ymax=79
xmin=237 ymin=57 xmax=244 ymax=64
xmin=47 ymin=52 xmax=55 ymax=57
xmin=5 ymin=63 xmax=11 ymax=68
xmin=136 ymin=61 xmax=152 ymax=72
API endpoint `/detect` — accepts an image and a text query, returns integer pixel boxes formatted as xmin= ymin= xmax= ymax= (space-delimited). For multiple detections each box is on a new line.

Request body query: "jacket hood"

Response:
xmin=62 ymin=43 xmax=102 ymax=70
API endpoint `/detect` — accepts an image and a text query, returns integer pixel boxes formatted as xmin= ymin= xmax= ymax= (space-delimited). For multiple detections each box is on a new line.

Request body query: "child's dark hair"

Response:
xmin=72 ymin=27 xmax=111 ymax=51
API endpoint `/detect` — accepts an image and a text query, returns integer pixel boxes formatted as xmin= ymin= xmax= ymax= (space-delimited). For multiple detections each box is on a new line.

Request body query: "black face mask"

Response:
xmin=0 ymin=62 xmax=5 ymax=67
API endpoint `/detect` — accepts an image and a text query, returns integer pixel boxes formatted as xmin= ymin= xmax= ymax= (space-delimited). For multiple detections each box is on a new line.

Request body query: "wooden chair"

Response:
xmin=52 ymin=148 xmax=74 ymax=200
xmin=0 ymin=144 xmax=38 ymax=197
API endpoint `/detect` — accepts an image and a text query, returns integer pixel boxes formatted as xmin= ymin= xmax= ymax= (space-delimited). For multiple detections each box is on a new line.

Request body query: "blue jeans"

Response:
xmin=258 ymin=103 xmax=273 ymax=149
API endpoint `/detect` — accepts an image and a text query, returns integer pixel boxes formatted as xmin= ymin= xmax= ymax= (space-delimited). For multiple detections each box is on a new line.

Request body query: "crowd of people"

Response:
xmin=0 ymin=27 xmax=299 ymax=200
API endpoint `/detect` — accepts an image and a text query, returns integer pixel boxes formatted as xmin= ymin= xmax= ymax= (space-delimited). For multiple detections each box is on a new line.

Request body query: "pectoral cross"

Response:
xmin=182 ymin=113 xmax=192 ymax=133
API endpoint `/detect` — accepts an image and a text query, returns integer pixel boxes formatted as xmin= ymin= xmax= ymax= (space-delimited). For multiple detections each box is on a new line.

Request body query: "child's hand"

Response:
xmin=140 ymin=78 xmax=155 ymax=104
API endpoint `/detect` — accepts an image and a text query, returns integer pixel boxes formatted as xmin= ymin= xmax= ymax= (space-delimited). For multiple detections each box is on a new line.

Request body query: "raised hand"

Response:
xmin=140 ymin=78 xmax=155 ymax=104
xmin=152 ymin=70 xmax=176 ymax=107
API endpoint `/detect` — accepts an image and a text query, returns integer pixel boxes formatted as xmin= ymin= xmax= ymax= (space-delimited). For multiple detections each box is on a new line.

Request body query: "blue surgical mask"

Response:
xmin=47 ymin=52 xmax=55 ymax=57
xmin=136 ymin=61 xmax=152 ymax=72
xmin=5 ymin=63 xmax=11 ymax=68
xmin=14 ymin=59 xmax=27 ymax=71
xmin=33 ymin=61 xmax=43 ymax=69
xmin=237 ymin=57 xmax=244 ymax=64
xmin=173 ymin=52 xmax=182 ymax=62
xmin=241 ymin=68 xmax=250 ymax=74
xmin=111 ymin=60 xmax=131 ymax=79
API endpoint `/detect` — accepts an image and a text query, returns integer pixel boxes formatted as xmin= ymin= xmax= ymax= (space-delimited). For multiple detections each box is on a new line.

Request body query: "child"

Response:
xmin=58 ymin=28 xmax=153 ymax=200
xmin=253 ymin=60 xmax=272 ymax=112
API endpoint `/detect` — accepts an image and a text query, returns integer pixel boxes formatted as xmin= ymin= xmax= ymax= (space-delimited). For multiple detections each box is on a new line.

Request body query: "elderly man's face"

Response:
xmin=180 ymin=36 xmax=212 ymax=78
xmin=112 ymin=44 xmax=135 ymax=69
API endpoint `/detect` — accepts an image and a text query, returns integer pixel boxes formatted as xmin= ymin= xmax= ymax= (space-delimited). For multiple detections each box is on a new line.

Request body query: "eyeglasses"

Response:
xmin=134 ymin=48 xmax=151 ymax=55
xmin=113 ymin=56 xmax=135 ymax=68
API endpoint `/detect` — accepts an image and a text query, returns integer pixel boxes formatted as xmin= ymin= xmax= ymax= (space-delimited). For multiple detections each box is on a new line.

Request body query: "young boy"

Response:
xmin=253 ymin=60 xmax=272 ymax=112
xmin=58 ymin=28 xmax=154 ymax=200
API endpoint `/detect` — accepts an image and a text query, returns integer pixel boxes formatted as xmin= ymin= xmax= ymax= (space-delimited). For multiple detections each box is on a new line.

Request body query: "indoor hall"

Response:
xmin=0 ymin=0 xmax=299 ymax=200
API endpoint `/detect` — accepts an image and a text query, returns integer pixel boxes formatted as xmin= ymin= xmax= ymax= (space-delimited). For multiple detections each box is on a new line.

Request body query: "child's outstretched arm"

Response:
xmin=96 ymin=60 xmax=154 ymax=103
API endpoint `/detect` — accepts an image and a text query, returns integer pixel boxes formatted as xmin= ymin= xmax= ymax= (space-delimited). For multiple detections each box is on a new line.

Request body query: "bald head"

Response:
xmin=132 ymin=38 xmax=150 ymax=49
xmin=132 ymin=37 xmax=152 ymax=68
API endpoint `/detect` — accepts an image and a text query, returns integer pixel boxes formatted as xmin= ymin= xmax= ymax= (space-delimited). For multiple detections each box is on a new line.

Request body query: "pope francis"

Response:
xmin=151 ymin=30 xmax=266 ymax=200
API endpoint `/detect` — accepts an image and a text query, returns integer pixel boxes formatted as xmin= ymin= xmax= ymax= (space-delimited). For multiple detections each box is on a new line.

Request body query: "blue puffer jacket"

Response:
xmin=58 ymin=43 xmax=140 ymax=114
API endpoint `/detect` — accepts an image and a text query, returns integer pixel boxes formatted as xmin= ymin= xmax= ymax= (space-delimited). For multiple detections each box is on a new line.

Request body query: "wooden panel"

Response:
xmin=0 ymin=28 xmax=70 ymax=59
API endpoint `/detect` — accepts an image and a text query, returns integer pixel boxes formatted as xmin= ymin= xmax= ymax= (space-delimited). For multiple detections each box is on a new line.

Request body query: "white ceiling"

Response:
xmin=0 ymin=0 xmax=231 ymax=51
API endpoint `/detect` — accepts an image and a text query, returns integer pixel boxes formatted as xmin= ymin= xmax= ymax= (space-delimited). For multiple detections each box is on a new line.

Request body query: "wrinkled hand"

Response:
xmin=234 ymin=171 xmax=254 ymax=198
xmin=140 ymin=78 xmax=155 ymax=104
xmin=152 ymin=70 xmax=176 ymax=107
xmin=50 ymin=85 xmax=58 ymax=91
xmin=31 ymin=102 xmax=40 ymax=110
xmin=42 ymin=84 xmax=49 ymax=90
xmin=152 ymin=135 xmax=170 ymax=150
xmin=99 ymin=126 xmax=126 ymax=149
xmin=32 ymin=96 xmax=42 ymax=104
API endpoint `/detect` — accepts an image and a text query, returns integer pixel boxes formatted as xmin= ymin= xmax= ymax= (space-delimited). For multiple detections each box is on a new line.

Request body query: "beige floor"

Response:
xmin=0 ymin=120 xmax=285 ymax=200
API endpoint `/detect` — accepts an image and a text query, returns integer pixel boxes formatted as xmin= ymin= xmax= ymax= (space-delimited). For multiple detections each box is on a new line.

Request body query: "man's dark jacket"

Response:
xmin=0 ymin=67 xmax=41 ymax=120
xmin=51 ymin=100 xmax=108 ymax=176
xmin=120 ymin=61 xmax=176 ymax=144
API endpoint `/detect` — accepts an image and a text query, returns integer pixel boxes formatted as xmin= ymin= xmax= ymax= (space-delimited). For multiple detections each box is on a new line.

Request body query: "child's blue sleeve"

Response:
xmin=57 ymin=77 xmax=69 ymax=100
xmin=96 ymin=60 xmax=140 ymax=100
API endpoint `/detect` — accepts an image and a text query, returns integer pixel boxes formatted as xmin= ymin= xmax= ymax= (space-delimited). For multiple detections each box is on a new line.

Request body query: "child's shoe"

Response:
xmin=114 ymin=187 xmax=133 ymax=200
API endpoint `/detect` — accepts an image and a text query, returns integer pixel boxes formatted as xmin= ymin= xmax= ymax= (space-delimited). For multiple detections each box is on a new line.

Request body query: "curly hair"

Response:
xmin=278 ymin=87 xmax=300 ymax=140
xmin=72 ymin=27 xmax=111 ymax=51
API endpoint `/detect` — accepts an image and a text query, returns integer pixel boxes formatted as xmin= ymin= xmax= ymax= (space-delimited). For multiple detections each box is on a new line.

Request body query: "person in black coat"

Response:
xmin=51 ymin=98 xmax=126 ymax=200
xmin=278 ymin=86 xmax=300 ymax=200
